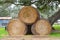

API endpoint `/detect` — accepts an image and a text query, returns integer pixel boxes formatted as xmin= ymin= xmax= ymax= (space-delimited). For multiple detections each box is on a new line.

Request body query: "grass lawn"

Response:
xmin=49 ymin=24 xmax=60 ymax=37
xmin=49 ymin=32 xmax=60 ymax=37
xmin=0 ymin=24 xmax=60 ymax=38
xmin=53 ymin=24 xmax=60 ymax=30
xmin=0 ymin=27 xmax=8 ymax=38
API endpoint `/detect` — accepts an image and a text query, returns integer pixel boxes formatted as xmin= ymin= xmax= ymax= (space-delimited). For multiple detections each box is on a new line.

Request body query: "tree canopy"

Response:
xmin=0 ymin=0 xmax=60 ymax=25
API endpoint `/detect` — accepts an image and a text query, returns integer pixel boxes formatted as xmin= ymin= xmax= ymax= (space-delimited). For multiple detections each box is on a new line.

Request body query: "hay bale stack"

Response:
xmin=18 ymin=6 xmax=39 ymax=25
xmin=7 ymin=19 xmax=27 ymax=36
xmin=31 ymin=19 xmax=52 ymax=35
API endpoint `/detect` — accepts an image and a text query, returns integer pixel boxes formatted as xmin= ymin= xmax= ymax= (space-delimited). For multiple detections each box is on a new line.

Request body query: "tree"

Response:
xmin=48 ymin=9 xmax=60 ymax=25
xmin=0 ymin=0 xmax=60 ymax=26
xmin=34 ymin=0 xmax=60 ymax=25
xmin=0 ymin=8 xmax=9 ymax=17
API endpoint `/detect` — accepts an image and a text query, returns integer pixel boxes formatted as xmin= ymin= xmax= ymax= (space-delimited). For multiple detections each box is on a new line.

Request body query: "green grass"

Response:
xmin=49 ymin=32 xmax=60 ymax=37
xmin=0 ymin=27 xmax=8 ymax=38
xmin=0 ymin=24 xmax=60 ymax=38
xmin=53 ymin=24 xmax=60 ymax=30
xmin=49 ymin=24 xmax=60 ymax=37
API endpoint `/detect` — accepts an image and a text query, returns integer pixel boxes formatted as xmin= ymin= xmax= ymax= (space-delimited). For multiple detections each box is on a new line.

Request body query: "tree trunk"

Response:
xmin=48 ymin=10 xmax=60 ymax=25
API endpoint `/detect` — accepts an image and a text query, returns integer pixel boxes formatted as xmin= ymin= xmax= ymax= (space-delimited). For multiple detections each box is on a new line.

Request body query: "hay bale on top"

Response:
xmin=7 ymin=19 xmax=27 ymax=36
xmin=18 ymin=6 xmax=39 ymax=25
xmin=31 ymin=19 xmax=52 ymax=35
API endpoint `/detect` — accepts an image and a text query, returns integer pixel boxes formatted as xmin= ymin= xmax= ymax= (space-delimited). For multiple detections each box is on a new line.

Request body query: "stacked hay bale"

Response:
xmin=6 ymin=6 xmax=52 ymax=36
xmin=7 ymin=19 xmax=27 ymax=36
xmin=7 ymin=6 xmax=39 ymax=36
xmin=31 ymin=19 xmax=52 ymax=35
xmin=18 ymin=6 xmax=39 ymax=24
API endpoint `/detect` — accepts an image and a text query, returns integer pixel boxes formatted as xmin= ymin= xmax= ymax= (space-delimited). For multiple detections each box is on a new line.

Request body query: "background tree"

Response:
xmin=32 ymin=0 xmax=60 ymax=25
xmin=0 ymin=0 xmax=60 ymax=25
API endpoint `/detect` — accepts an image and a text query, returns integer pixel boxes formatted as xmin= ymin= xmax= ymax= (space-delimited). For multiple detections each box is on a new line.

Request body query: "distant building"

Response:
xmin=57 ymin=20 xmax=60 ymax=24
xmin=0 ymin=17 xmax=12 ymax=27
xmin=54 ymin=19 xmax=60 ymax=25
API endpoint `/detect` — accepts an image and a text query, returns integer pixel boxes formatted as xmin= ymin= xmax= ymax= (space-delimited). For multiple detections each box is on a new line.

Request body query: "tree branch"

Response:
xmin=48 ymin=10 xmax=60 ymax=25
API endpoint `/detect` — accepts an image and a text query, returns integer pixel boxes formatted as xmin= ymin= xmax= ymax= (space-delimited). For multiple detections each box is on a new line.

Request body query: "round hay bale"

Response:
xmin=31 ymin=19 xmax=52 ymax=35
xmin=7 ymin=19 xmax=27 ymax=36
xmin=18 ymin=6 xmax=39 ymax=24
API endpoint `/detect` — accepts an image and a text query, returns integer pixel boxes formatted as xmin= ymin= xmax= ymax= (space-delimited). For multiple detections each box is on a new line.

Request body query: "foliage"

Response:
xmin=19 ymin=0 xmax=31 ymax=5
xmin=0 ymin=8 xmax=9 ymax=17
xmin=0 ymin=0 xmax=60 ymax=18
xmin=0 ymin=3 xmax=11 ymax=17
